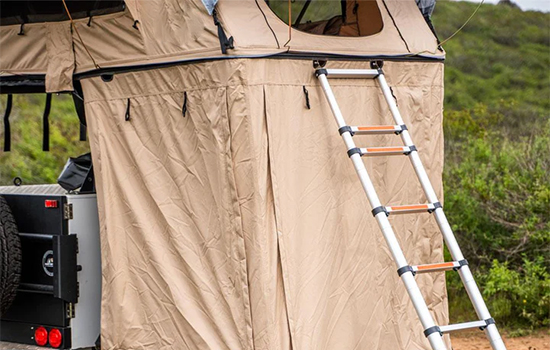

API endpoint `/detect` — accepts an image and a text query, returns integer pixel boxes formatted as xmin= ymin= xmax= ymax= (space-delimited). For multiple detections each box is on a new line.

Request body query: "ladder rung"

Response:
xmin=342 ymin=125 xmax=406 ymax=135
xmin=321 ymin=69 xmax=380 ymax=79
xmin=412 ymin=260 xmax=466 ymax=274
xmin=386 ymin=202 xmax=439 ymax=214
xmin=439 ymin=320 xmax=490 ymax=334
xmin=356 ymin=146 xmax=415 ymax=156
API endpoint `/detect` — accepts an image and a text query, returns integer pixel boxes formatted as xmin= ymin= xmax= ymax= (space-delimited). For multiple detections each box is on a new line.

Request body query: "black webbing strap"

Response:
xmin=3 ymin=94 xmax=13 ymax=152
xmin=182 ymin=92 xmax=188 ymax=117
xmin=303 ymin=86 xmax=311 ymax=109
xmin=212 ymin=10 xmax=234 ymax=54
xmin=424 ymin=326 xmax=442 ymax=337
xmin=371 ymin=206 xmax=388 ymax=217
xmin=72 ymin=81 xmax=87 ymax=142
xmin=125 ymin=98 xmax=131 ymax=121
xmin=42 ymin=93 xmax=52 ymax=151
xmin=397 ymin=265 xmax=415 ymax=277
xmin=347 ymin=148 xmax=362 ymax=158
xmin=80 ymin=124 xmax=87 ymax=142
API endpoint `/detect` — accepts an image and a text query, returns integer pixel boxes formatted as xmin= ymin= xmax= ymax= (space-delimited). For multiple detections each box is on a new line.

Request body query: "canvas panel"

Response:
xmin=261 ymin=60 xmax=448 ymax=349
xmin=217 ymin=0 xmax=412 ymax=55
xmin=0 ymin=0 xmax=442 ymax=83
xmin=82 ymin=58 xmax=448 ymax=350
xmin=83 ymin=79 xmax=254 ymax=350
xmin=45 ymin=22 xmax=75 ymax=92
xmin=0 ymin=22 xmax=49 ymax=75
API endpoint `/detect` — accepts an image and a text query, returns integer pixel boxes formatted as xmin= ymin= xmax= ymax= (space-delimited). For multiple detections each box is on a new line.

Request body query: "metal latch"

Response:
xmin=64 ymin=203 xmax=73 ymax=220
xmin=67 ymin=302 xmax=75 ymax=319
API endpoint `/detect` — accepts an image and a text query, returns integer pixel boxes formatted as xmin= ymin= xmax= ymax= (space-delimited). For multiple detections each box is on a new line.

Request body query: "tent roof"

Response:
xmin=0 ymin=0 xmax=443 ymax=93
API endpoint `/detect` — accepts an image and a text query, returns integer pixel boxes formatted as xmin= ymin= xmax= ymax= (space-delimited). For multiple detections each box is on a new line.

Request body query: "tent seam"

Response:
xmin=380 ymin=0 xmax=411 ymax=53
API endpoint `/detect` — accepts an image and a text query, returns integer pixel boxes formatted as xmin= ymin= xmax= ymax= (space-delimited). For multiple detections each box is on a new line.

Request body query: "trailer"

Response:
xmin=0 ymin=185 xmax=101 ymax=350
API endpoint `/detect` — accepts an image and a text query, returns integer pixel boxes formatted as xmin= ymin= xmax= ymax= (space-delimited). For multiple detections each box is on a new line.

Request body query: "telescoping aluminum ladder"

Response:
xmin=315 ymin=61 xmax=507 ymax=350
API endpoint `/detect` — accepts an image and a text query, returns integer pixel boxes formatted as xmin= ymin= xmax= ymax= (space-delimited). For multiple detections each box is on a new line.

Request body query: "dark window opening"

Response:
xmin=0 ymin=1 xmax=126 ymax=26
xmin=265 ymin=0 xmax=383 ymax=37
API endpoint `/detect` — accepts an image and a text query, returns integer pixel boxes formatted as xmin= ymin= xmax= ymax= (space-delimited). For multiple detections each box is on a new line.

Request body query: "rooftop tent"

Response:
xmin=0 ymin=1 xmax=448 ymax=349
xmin=0 ymin=0 xmax=443 ymax=90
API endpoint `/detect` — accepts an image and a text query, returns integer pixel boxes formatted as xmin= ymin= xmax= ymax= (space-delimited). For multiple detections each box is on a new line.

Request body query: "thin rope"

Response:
xmin=440 ymin=0 xmax=484 ymax=46
xmin=409 ymin=0 xmax=485 ymax=57
xmin=61 ymin=0 xmax=101 ymax=69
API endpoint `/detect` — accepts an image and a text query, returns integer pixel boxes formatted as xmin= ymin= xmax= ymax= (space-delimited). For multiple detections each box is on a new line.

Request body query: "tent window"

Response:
xmin=0 ymin=1 xmax=125 ymax=26
xmin=265 ymin=0 xmax=383 ymax=37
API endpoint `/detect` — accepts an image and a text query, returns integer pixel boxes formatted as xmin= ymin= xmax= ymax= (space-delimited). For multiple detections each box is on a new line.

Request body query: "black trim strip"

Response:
xmin=72 ymin=53 xmax=443 ymax=81
xmin=0 ymin=54 xmax=444 ymax=94
xmin=254 ymin=0 xmax=280 ymax=49
xmin=380 ymin=0 xmax=410 ymax=53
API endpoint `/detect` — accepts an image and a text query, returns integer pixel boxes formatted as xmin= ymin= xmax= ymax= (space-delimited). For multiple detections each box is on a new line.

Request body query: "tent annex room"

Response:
xmin=1 ymin=1 xmax=451 ymax=349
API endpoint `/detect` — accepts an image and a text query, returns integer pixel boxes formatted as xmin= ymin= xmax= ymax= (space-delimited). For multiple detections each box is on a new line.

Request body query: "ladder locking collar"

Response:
xmin=315 ymin=68 xmax=328 ymax=77
xmin=371 ymin=206 xmax=388 ymax=217
xmin=339 ymin=126 xmax=354 ymax=136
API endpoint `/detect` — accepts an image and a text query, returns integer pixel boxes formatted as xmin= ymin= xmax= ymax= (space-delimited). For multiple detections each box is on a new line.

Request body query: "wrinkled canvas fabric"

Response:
xmin=82 ymin=58 xmax=450 ymax=350
xmin=0 ymin=0 xmax=443 ymax=90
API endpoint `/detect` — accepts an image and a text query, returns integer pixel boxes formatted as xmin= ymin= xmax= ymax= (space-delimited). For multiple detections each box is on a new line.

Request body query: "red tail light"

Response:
xmin=48 ymin=328 xmax=63 ymax=348
xmin=45 ymin=199 xmax=58 ymax=208
xmin=34 ymin=326 xmax=48 ymax=346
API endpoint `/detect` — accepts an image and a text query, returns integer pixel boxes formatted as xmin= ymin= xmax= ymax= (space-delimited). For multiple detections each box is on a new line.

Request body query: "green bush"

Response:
xmin=433 ymin=2 xmax=550 ymax=331
xmin=483 ymin=258 xmax=550 ymax=329
xmin=0 ymin=94 xmax=89 ymax=185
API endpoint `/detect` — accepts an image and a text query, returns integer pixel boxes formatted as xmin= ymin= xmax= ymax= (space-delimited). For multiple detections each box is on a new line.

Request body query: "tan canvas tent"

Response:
xmin=1 ymin=1 xmax=449 ymax=349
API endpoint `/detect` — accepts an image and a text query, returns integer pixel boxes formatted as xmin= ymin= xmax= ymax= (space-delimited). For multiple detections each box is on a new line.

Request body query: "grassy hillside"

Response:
xmin=0 ymin=0 xmax=548 ymax=333
xmin=432 ymin=2 xmax=549 ymax=331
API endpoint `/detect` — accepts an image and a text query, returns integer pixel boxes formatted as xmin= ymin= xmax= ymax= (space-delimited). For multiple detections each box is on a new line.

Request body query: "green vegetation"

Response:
xmin=0 ymin=0 xmax=548 ymax=334
xmin=432 ymin=1 xmax=549 ymax=331
xmin=0 ymin=94 xmax=89 ymax=185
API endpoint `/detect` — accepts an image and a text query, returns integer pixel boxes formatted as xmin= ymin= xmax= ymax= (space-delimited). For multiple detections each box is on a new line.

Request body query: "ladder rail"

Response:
xmin=317 ymin=72 xmax=449 ymax=350
xmin=316 ymin=65 xmax=507 ymax=350
xmin=376 ymin=72 xmax=506 ymax=350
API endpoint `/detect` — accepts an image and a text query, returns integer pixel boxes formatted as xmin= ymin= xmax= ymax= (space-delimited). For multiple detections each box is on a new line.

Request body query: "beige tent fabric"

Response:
xmin=0 ymin=0 xmax=442 ymax=88
xmin=45 ymin=22 xmax=75 ymax=92
xmin=82 ymin=58 xmax=449 ymax=349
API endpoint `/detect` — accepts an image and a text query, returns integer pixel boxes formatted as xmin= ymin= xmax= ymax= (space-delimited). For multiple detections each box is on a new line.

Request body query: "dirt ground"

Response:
xmin=451 ymin=331 xmax=550 ymax=350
